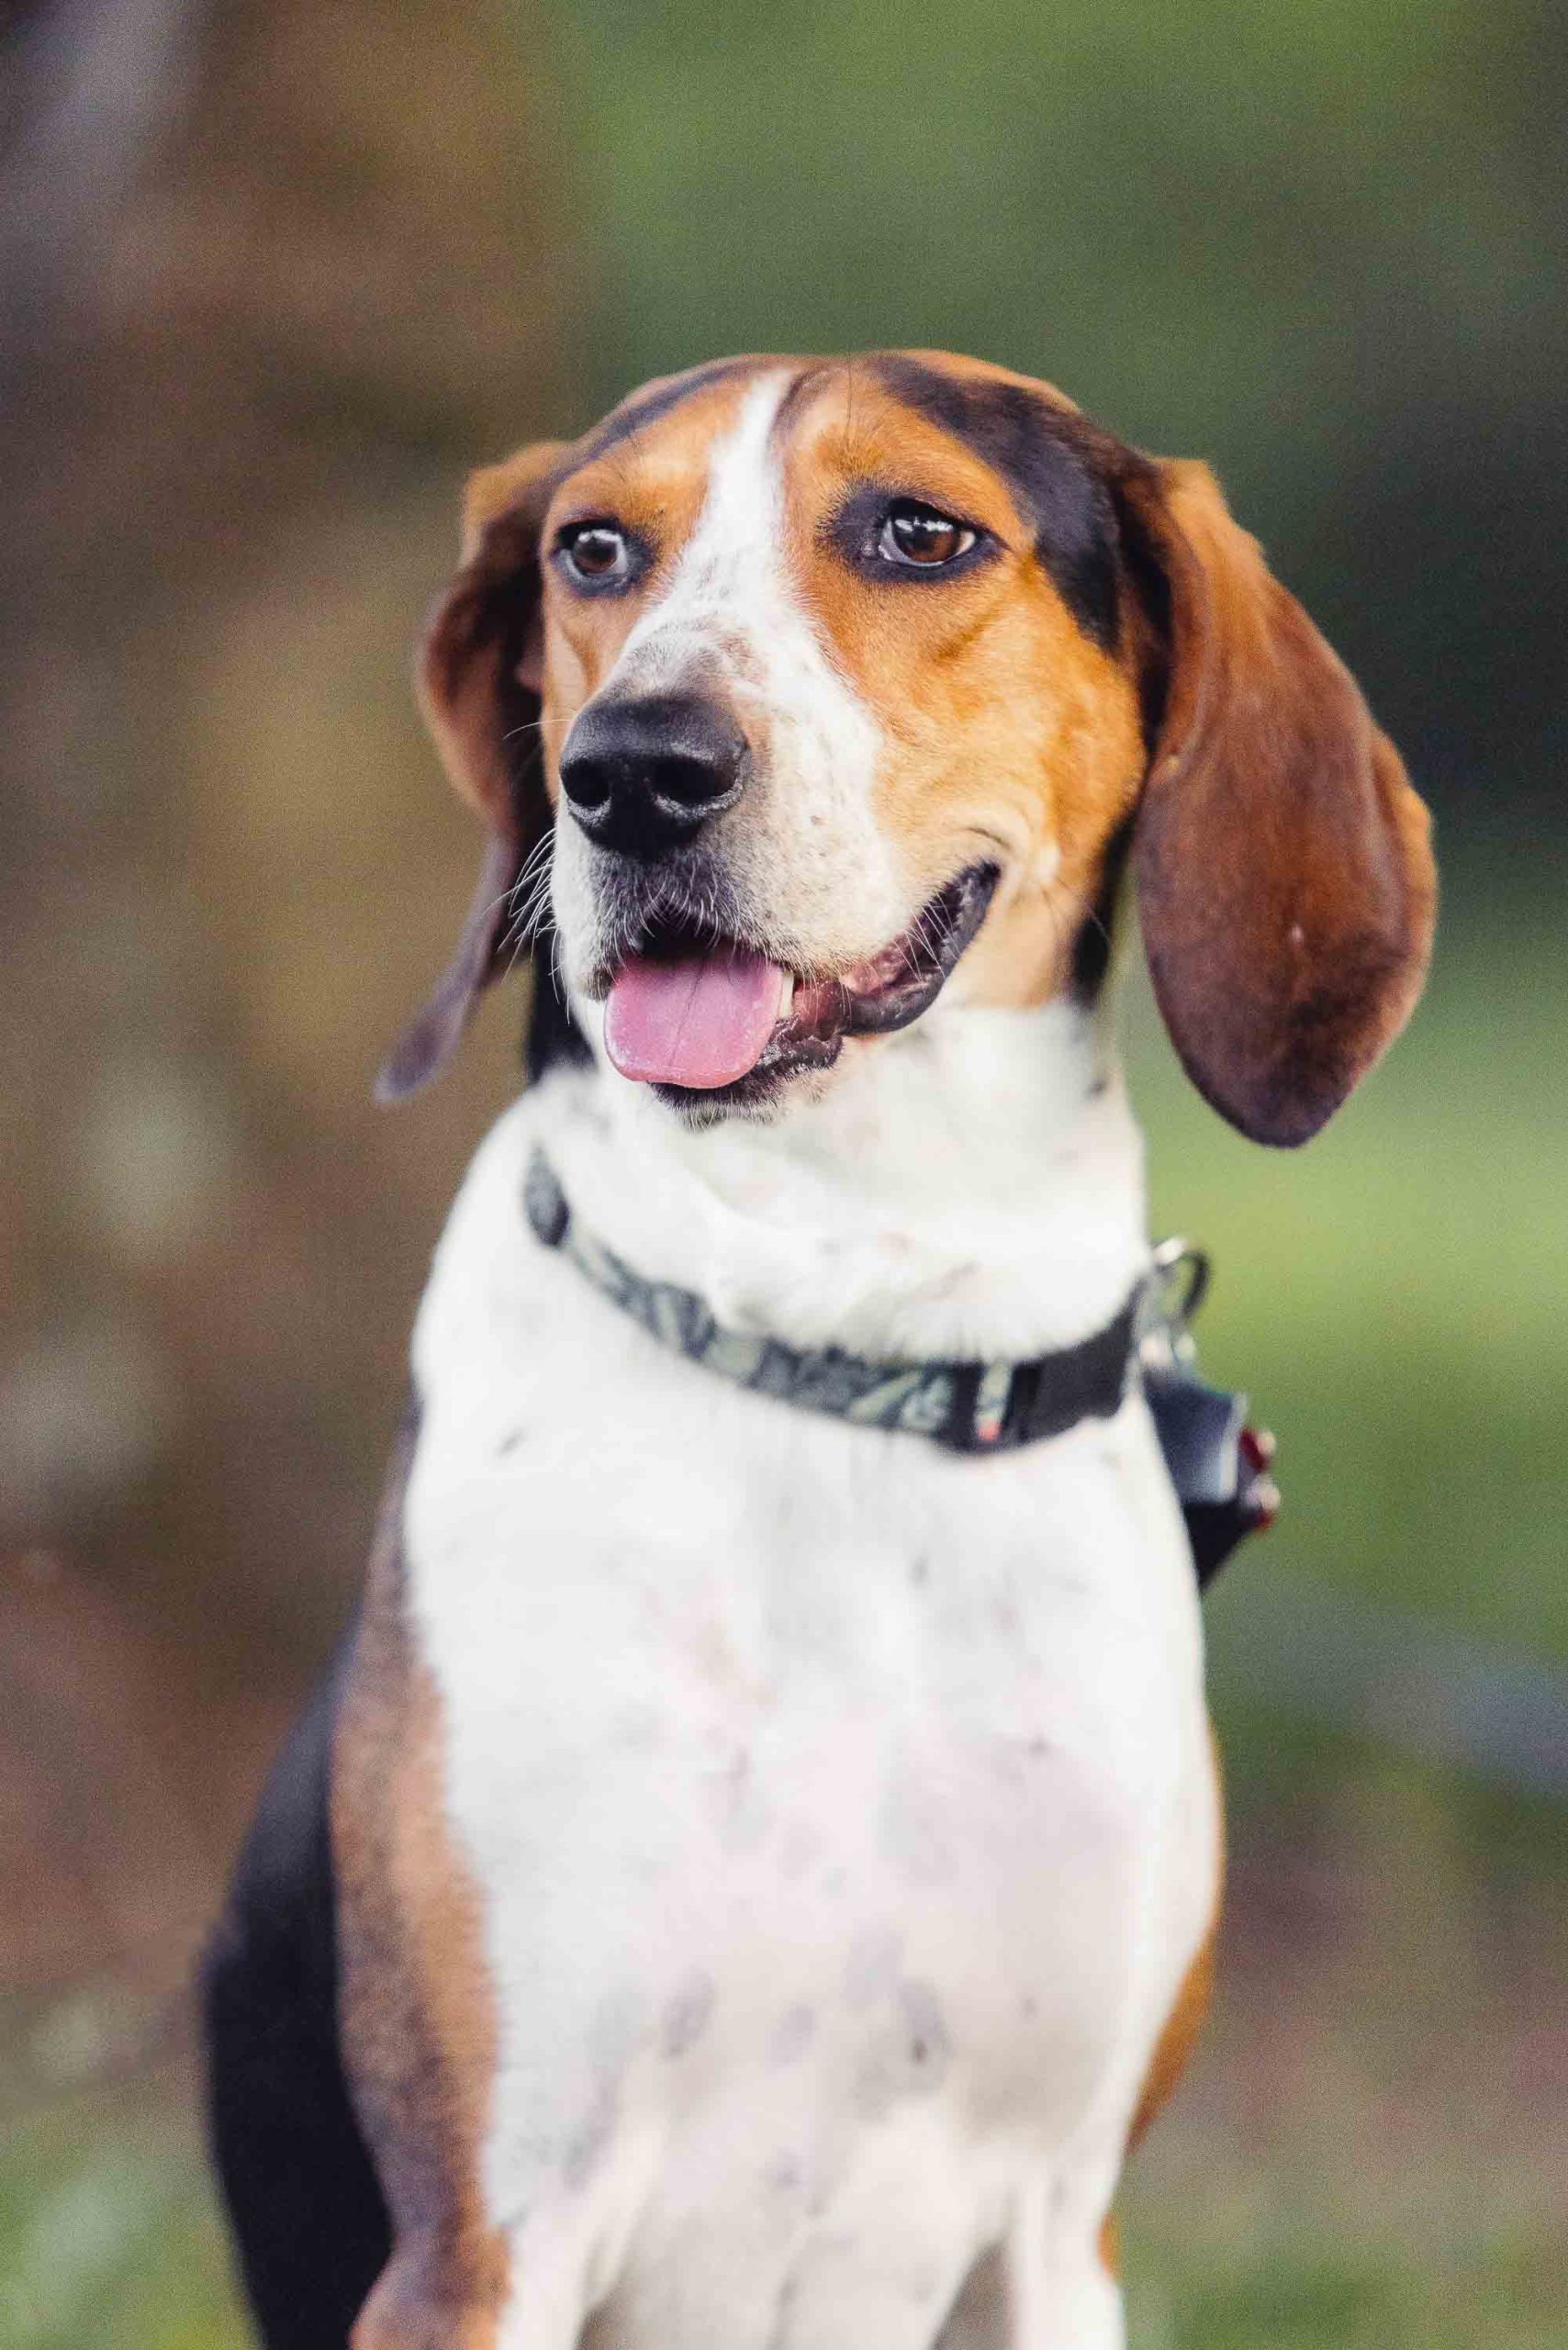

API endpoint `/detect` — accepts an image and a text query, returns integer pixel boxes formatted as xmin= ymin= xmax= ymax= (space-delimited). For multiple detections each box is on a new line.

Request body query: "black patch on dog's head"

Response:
xmin=575 ymin=357 xmax=776 ymax=471
xmin=1069 ymin=816 xmax=1134 ymax=1004
xmin=869 ymin=355 xmax=1122 ymax=649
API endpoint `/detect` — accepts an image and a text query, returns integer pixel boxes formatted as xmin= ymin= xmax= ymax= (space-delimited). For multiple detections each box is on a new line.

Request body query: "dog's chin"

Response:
xmin=574 ymin=862 xmax=1002 ymax=1127
xmin=649 ymin=1037 xmax=845 ymax=1127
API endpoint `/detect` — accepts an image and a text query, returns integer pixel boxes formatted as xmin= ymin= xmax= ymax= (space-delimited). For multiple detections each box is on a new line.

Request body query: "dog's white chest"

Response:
xmin=404 ymin=1101 xmax=1216 ymax=2344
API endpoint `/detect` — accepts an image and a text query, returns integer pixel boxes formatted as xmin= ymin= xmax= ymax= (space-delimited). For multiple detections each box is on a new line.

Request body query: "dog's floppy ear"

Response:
xmin=376 ymin=441 xmax=568 ymax=1102
xmin=1117 ymin=459 xmax=1436 ymax=1147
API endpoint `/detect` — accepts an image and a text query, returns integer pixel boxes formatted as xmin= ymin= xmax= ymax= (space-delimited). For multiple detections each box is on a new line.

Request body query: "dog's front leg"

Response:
xmin=1005 ymin=2163 xmax=1126 ymax=2350
xmin=352 ymin=2247 xmax=507 ymax=2350
xmin=928 ymin=2184 xmax=1125 ymax=2350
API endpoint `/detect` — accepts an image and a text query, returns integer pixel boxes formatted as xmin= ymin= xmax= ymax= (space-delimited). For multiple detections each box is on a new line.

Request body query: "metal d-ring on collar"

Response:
xmin=1144 ymin=1234 xmax=1211 ymax=1356
xmin=1137 ymin=1236 xmax=1280 ymax=1583
xmin=523 ymin=1148 xmax=1276 ymax=1582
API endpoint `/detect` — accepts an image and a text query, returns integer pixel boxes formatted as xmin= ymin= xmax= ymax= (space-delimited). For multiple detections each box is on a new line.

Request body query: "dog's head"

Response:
xmin=384 ymin=352 xmax=1434 ymax=1145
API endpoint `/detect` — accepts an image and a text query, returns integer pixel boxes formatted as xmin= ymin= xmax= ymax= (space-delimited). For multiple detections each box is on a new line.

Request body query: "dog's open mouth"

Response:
xmin=601 ymin=863 xmax=1001 ymax=1101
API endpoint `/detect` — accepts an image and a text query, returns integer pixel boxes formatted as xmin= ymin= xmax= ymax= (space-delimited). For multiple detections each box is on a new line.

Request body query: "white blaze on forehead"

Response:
xmin=617 ymin=371 xmax=800 ymax=679
xmin=604 ymin=370 xmax=902 ymax=952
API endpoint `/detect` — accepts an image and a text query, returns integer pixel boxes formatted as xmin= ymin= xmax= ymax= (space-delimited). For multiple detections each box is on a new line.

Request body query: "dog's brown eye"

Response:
xmin=879 ymin=501 xmax=976 ymax=569
xmin=559 ymin=523 xmax=631 ymax=586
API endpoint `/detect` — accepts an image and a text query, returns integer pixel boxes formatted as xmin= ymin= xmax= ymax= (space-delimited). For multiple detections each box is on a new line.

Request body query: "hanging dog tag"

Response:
xmin=1140 ymin=1242 xmax=1279 ymax=1588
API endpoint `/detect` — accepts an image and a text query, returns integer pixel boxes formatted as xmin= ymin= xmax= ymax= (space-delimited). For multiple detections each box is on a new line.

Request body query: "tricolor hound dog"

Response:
xmin=203 ymin=352 xmax=1435 ymax=2350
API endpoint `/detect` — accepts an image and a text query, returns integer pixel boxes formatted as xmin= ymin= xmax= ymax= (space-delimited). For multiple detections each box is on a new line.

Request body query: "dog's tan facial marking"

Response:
xmin=776 ymin=364 xmax=1148 ymax=1012
xmin=533 ymin=373 xmax=771 ymax=788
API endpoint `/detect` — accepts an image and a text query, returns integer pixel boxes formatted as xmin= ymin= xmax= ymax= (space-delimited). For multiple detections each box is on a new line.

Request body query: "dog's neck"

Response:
xmin=532 ymin=990 xmax=1149 ymax=1364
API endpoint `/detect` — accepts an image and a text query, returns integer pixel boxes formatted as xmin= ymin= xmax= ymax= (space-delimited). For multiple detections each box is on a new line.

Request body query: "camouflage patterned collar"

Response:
xmin=524 ymin=1148 xmax=1141 ymax=1455
xmin=524 ymin=1149 xmax=1278 ymax=1579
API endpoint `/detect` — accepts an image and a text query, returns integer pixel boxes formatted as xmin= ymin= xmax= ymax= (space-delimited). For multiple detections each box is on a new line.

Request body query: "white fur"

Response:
xmin=398 ymin=382 xmax=1218 ymax=2345
xmin=404 ymin=1011 xmax=1217 ymax=2350
xmin=551 ymin=375 xmax=915 ymax=996
xmin=552 ymin=990 xmax=1148 ymax=1360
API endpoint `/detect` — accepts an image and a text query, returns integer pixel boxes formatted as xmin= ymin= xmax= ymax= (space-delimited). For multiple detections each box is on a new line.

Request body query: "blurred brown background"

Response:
xmin=2 ymin=4 xmax=1564 ymax=2344
xmin=3 ymin=0 xmax=577 ymax=2013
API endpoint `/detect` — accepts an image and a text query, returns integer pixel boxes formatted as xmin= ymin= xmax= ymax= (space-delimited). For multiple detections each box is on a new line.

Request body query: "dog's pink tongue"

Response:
xmin=604 ymin=946 xmax=787 ymax=1088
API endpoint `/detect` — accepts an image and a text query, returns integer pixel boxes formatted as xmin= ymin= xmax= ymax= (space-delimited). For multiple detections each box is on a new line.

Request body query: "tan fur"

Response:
xmin=532 ymin=375 xmax=759 ymax=793
xmin=333 ymin=1418 xmax=510 ymax=2349
xmin=1098 ymin=1729 xmax=1226 ymax=2280
xmin=1124 ymin=457 xmax=1437 ymax=1143
xmin=1093 ymin=1924 xmax=1220 ymax=2292
xmin=778 ymin=366 xmax=1146 ymax=1008
xmin=416 ymin=439 xmax=567 ymax=836
xmin=1126 ymin=1919 xmax=1219 ymax=2159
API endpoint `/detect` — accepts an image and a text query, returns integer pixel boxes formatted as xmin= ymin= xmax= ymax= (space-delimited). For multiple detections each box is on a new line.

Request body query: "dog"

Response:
xmin=202 ymin=351 xmax=1435 ymax=2350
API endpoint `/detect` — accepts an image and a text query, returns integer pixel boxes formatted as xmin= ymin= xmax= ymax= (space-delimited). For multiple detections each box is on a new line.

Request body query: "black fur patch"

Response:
xmin=869 ymin=355 xmax=1122 ymax=648
xmin=202 ymin=1636 xmax=391 ymax=2347
xmin=575 ymin=355 xmax=775 ymax=470
xmin=1069 ymin=816 xmax=1133 ymax=1004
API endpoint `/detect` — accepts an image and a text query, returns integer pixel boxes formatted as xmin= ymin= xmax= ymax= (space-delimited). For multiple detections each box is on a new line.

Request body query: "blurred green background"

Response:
xmin=2 ymin=1 xmax=1563 ymax=2343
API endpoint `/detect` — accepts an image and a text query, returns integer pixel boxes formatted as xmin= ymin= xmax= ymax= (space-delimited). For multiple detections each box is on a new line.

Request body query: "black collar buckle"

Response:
xmin=1139 ymin=1239 xmax=1280 ymax=1584
xmin=937 ymin=1302 xmax=1141 ymax=1456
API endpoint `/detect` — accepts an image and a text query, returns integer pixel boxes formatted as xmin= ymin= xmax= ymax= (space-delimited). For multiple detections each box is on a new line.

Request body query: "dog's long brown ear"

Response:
xmin=1118 ymin=459 xmax=1436 ymax=1147
xmin=376 ymin=441 xmax=568 ymax=1102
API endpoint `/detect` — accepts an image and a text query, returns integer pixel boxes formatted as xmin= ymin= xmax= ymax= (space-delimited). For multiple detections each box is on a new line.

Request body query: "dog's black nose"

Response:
xmin=558 ymin=693 xmax=749 ymax=858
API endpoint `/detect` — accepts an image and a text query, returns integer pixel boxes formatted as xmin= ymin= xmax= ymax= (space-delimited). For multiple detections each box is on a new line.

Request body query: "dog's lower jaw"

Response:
xmin=648 ymin=1028 xmax=846 ymax=1125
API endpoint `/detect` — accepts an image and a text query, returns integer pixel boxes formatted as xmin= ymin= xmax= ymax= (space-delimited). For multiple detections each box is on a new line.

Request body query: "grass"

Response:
xmin=1128 ymin=2246 xmax=1568 ymax=2350
xmin=0 ymin=2090 xmax=246 ymax=2350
